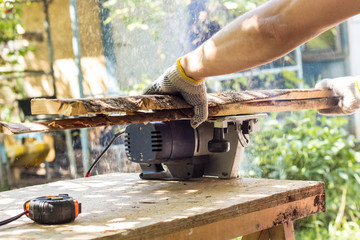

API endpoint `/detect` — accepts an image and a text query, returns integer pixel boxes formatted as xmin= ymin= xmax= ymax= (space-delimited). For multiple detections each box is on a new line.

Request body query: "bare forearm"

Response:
xmin=181 ymin=0 xmax=360 ymax=80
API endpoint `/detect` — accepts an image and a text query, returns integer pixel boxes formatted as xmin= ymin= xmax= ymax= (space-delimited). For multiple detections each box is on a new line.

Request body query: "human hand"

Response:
xmin=143 ymin=58 xmax=208 ymax=128
xmin=315 ymin=76 xmax=360 ymax=115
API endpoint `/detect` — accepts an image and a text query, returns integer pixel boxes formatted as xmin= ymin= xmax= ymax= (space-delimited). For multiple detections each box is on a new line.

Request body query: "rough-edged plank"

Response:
xmin=209 ymin=97 xmax=339 ymax=116
xmin=31 ymin=89 xmax=333 ymax=116
xmin=0 ymin=173 xmax=325 ymax=240
xmin=1 ymin=97 xmax=338 ymax=135
xmin=30 ymin=95 xmax=187 ymax=116
xmin=0 ymin=111 xmax=190 ymax=135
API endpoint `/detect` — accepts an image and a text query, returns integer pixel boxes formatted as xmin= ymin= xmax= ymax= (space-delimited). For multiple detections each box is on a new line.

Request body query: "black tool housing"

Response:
xmin=125 ymin=120 xmax=195 ymax=163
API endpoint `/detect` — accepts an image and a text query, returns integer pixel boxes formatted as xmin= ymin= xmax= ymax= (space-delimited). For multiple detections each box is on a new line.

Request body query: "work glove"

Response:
xmin=315 ymin=76 xmax=360 ymax=115
xmin=143 ymin=58 xmax=208 ymax=128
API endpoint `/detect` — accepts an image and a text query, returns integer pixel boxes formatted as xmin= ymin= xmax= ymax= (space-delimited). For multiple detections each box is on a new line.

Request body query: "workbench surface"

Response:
xmin=0 ymin=173 xmax=325 ymax=240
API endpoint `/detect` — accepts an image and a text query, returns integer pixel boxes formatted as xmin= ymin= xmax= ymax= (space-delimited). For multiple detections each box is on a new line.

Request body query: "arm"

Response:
xmin=181 ymin=0 xmax=360 ymax=80
xmin=144 ymin=0 xmax=360 ymax=127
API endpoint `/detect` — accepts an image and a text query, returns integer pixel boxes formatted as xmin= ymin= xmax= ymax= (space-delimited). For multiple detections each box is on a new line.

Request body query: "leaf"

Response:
xmin=354 ymin=173 xmax=360 ymax=184
xmin=338 ymin=172 xmax=349 ymax=181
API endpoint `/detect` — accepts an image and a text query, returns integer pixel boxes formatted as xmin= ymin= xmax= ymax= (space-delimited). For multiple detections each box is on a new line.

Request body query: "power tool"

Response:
xmin=0 ymin=194 xmax=81 ymax=226
xmin=124 ymin=114 xmax=266 ymax=179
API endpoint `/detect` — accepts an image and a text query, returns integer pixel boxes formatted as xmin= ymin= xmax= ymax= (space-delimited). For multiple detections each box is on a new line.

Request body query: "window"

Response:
xmin=302 ymin=25 xmax=345 ymax=62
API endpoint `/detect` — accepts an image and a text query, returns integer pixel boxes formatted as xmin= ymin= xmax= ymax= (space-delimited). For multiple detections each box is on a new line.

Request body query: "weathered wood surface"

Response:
xmin=0 ymin=173 xmax=325 ymax=240
xmin=1 ymin=89 xmax=339 ymax=135
xmin=0 ymin=111 xmax=190 ymax=135
xmin=31 ymin=89 xmax=334 ymax=116
xmin=1 ymin=98 xmax=337 ymax=135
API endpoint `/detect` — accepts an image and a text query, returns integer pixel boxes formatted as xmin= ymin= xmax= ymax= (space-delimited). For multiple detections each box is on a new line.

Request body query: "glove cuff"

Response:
xmin=176 ymin=58 xmax=205 ymax=84
xmin=355 ymin=76 xmax=360 ymax=96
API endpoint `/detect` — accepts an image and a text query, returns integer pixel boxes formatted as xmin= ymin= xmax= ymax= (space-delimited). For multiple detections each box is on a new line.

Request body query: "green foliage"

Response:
xmin=0 ymin=1 xmax=33 ymax=121
xmin=216 ymin=70 xmax=302 ymax=92
xmin=101 ymin=0 xmax=174 ymax=39
xmin=207 ymin=0 xmax=267 ymax=25
xmin=101 ymin=0 xmax=266 ymax=43
xmin=122 ymin=73 xmax=152 ymax=95
xmin=305 ymin=28 xmax=337 ymax=52
xmin=0 ymin=1 xmax=32 ymax=66
xmin=0 ymin=1 xmax=22 ymax=42
xmin=244 ymin=111 xmax=360 ymax=239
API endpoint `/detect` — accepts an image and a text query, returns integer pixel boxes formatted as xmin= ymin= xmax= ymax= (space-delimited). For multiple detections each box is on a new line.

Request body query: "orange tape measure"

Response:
xmin=24 ymin=194 xmax=81 ymax=224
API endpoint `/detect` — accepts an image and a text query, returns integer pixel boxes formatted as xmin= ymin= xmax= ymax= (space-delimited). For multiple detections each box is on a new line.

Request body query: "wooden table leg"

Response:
xmin=242 ymin=221 xmax=295 ymax=240
xmin=282 ymin=221 xmax=295 ymax=240
xmin=242 ymin=230 xmax=269 ymax=240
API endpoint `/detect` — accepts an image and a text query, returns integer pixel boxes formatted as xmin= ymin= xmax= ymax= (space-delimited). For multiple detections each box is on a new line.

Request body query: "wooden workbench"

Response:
xmin=0 ymin=173 xmax=325 ymax=240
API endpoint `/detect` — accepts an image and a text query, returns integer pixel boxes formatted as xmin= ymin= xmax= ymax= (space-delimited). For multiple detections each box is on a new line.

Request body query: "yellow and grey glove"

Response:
xmin=143 ymin=58 xmax=208 ymax=128
xmin=315 ymin=76 xmax=360 ymax=115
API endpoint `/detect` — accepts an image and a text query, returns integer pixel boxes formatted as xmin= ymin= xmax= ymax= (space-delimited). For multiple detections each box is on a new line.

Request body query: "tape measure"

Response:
xmin=24 ymin=194 xmax=81 ymax=224
xmin=0 ymin=194 xmax=81 ymax=226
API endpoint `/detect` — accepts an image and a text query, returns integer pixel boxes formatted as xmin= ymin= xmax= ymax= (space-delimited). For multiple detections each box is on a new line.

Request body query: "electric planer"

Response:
xmin=124 ymin=114 xmax=266 ymax=180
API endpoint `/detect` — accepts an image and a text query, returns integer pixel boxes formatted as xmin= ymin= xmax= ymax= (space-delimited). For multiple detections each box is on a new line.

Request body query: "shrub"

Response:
xmin=243 ymin=110 xmax=360 ymax=239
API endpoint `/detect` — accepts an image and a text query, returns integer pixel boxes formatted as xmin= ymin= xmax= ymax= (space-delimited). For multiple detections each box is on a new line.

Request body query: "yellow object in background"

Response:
xmin=4 ymin=135 xmax=52 ymax=167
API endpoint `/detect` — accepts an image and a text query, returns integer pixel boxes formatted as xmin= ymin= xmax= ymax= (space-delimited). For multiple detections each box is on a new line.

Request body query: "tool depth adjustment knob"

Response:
xmin=208 ymin=127 xmax=230 ymax=153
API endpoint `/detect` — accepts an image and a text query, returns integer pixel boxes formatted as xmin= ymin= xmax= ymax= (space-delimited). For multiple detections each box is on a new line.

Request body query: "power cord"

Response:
xmin=85 ymin=129 xmax=125 ymax=177
xmin=0 ymin=211 xmax=28 ymax=226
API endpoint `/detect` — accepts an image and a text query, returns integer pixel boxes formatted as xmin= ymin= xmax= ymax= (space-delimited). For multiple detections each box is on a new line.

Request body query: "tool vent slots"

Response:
xmin=125 ymin=133 xmax=131 ymax=155
xmin=151 ymin=131 xmax=162 ymax=152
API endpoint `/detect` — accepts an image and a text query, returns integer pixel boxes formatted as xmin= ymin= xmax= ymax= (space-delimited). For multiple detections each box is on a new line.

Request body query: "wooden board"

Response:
xmin=31 ymin=89 xmax=334 ymax=116
xmin=0 ymin=89 xmax=339 ymax=135
xmin=0 ymin=173 xmax=325 ymax=240
xmin=1 ymin=97 xmax=338 ymax=135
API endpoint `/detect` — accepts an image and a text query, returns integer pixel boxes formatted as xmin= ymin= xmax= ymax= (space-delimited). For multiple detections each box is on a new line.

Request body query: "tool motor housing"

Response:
xmin=125 ymin=115 xmax=264 ymax=180
xmin=125 ymin=120 xmax=197 ymax=164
